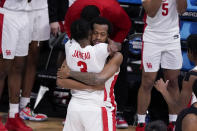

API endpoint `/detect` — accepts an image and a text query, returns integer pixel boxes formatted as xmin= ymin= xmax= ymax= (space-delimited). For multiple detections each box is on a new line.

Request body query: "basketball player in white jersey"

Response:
xmin=20 ymin=0 xmax=50 ymax=122
xmin=0 ymin=0 xmax=32 ymax=130
xmin=57 ymin=17 xmax=123 ymax=131
xmin=136 ymin=0 xmax=187 ymax=130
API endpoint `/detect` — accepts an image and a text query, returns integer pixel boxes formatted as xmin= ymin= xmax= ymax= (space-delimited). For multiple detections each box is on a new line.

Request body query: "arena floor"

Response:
xmin=0 ymin=112 xmax=135 ymax=131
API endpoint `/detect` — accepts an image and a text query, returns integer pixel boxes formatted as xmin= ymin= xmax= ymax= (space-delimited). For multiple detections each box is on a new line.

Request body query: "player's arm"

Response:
xmin=176 ymin=0 xmax=187 ymax=14
xmin=142 ymin=0 xmax=162 ymax=18
xmin=56 ymin=56 xmax=105 ymax=90
xmin=66 ymin=52 xmax=123 ymax=85
xmin=154 ymin=79 xmax=177 ymax=110
xmin=57 ymin=78 xmax=105 ymax=90
xmin=178 ymin=73 xmax=197 ymax=110
xmin=107 ymin=38 xmax=122 ymax=54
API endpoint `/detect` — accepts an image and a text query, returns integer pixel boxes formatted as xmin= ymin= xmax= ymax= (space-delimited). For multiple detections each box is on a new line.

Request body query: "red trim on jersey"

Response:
xmin=58 ymin=21 xmax=65 ymax=33
xmin=140 ymin=14 xmax=147 ymax=70
xmin=102 ymin=107 xmax=109 ymax=131
xmin=187 ymin=95 xmax=192 ymax=108
xmin=112 ymin=110 xmax=116 ymax=131
xmin=0 ymin=0 xmax=6 ymax=7
xmin=104 ymin=88 xmax=107 ymax=101
xmin=109 ymin=75 xmax=118 ymax=109
xmin=109 ymin=74 xmax=118 ymax=131
xmin=0 ymin=13 xmax=4 ymax=54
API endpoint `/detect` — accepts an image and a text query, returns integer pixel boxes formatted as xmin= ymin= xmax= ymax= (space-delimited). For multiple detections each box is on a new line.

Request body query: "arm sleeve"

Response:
xmin=48 ymin=0 xmax=58 ymax=23
xmin=48 ymin=0 xmax=69 ymax=23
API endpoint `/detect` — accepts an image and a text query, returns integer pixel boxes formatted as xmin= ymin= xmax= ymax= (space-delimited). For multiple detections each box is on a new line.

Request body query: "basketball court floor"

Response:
xmin=0 ymin=112 xmax=135 ymax=131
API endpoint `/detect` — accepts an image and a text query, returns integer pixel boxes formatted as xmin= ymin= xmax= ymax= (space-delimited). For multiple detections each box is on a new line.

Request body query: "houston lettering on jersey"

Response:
xmin=72 ymin=50 xmax=90 ymax=60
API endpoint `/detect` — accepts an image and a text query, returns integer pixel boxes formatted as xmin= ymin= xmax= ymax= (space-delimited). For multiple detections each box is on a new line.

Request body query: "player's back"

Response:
xmin=65 ymin=39 xmax=109 ymax=103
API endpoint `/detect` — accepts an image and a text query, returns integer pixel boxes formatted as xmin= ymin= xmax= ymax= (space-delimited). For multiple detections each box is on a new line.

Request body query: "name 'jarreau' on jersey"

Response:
xmin=72 ymin=50 xmax=90 ymax=60
xmin=65 ymin=39 xmax=109 ymax=101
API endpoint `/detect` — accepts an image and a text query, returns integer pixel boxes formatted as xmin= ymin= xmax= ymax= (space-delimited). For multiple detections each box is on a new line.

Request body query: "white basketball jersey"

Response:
xmin=28 ymin=0 xmax=48 ymax=10
xmin=65 ymin=39 xmax=110 ymax=103
xmin=103 ymin=71 xmax=119 ymax=110
xmin=143 ymin=0 xmax=180 ymax=43
xmin=2 ymin=0 xmax=29 ymax=11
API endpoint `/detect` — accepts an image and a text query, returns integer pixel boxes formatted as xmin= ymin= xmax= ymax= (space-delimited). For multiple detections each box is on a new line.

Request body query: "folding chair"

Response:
xmin=33 ymin=33 xmax=71 ymax=111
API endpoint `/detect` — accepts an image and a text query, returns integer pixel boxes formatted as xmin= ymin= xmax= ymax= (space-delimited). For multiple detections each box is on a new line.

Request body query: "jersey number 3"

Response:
xmin=77 ymin=61 xmax=87 ymax=72
xmin=162 ymin=3 xmax=168 ymax=16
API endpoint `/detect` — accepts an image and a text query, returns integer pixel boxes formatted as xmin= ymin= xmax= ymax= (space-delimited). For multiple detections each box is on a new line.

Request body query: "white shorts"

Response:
xmin=142 ymin=41 xmax=183 ymax=72
xmin=63 ymin=98 xmax=116 ymax=131
xmin=0 ymin=8 xmax=30 ymax=59
xmin=28 ymin=8 xmax=50 ymax=41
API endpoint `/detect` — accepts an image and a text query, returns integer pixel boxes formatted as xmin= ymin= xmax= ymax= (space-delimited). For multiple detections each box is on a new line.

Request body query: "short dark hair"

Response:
xmin=70 ymin=19 xmax=90 ymax=42
xmin=145 ymin=120 xmax=167 ymax=131
xmin=187 ymin=34 xmax=197 ymax=57
xmin=90 ymin=16 xmax=113 ymax=36
xmin=81 ymin=5 xmax=100 ymax=21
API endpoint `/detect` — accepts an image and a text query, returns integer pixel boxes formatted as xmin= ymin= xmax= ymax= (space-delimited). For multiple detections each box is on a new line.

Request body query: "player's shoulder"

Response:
xmin=113 ymin=52 xmax=123 ymax=58
xmin=94 ymin=43 xmax=108 ymax=49
xmin=187 ymin=66 xmax=197 ymax=81
xmin=65 ymin=39 xmax=79 ymax=48
xmin=109 ymin=52 xmax=123 ymax=64
xmin=95 ymin=42 xmax=108 ymax=46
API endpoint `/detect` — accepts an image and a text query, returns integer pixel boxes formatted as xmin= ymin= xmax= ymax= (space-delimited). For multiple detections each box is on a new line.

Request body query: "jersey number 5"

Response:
xmin=162 ymin=3 xmax=168 ymax=16
xmin=77 ymin=61 xmax=87 ymax=72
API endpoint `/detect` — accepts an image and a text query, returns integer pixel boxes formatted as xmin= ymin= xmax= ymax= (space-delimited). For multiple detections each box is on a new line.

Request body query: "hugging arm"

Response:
xmin=64 ymin=52 xmax=123 ymax=86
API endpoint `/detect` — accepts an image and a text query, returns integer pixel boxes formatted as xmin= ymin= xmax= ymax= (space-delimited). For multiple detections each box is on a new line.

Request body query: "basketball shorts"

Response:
xmin=63 ymin=97 xmax=116 ymax=131
xmin=0 ymin=8 xmax=30 ymax=59
xmin=28 ymin=7 xmax=50 ymax=41
xmin=142 ymin=41 xmax=183 ymax=72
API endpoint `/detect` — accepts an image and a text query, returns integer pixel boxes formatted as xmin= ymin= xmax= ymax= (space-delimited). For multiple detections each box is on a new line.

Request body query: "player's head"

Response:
xmin=70 ymin=18 xmax=91 ymax=43
xmin=90 ymin=17 xmax=112 ymax=45
xmin=187 ymin=34 xmax=197 ymax=62
xmin=81 ymin=5 xmax=100 ymax=22
xmin=145 ymin=120 xmax=167 ymax=131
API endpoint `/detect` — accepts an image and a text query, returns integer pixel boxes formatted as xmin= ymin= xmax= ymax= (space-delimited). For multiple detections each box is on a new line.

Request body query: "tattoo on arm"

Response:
xmin=69 ymin=71 xmax=106 ymax=85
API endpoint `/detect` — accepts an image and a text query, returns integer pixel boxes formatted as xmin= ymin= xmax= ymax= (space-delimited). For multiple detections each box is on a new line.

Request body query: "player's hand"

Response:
xmin=107 ymin=38 xmax=121 ymax=54
xmin=50 ymin=22 xmax=60 ymax=37
xmin=154 ymin=78 xmax=169 ymax=93
xmin=57 ymin=61 xmax=70 ymax=79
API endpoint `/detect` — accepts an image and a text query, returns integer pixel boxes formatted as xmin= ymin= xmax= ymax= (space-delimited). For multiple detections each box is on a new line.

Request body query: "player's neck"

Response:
xmin=78 ymin=39 xmax=90 ymax=48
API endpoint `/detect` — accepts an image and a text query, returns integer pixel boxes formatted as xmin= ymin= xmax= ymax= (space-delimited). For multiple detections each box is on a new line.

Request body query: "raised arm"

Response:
xmin=154 ymin=79 xmax=178 ymax=113
xmin=176 ymin=0 xmax=187 ymax=14
xmin=142 ymin=0 xmax=162 ymax=18
xmin=63 ymin=52 xmax=123 ymax=86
